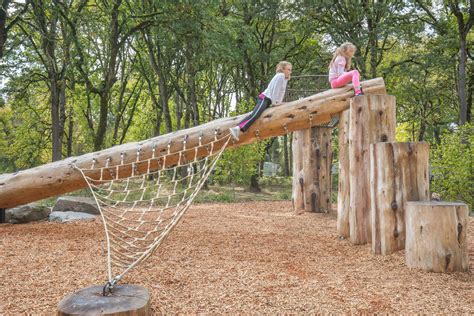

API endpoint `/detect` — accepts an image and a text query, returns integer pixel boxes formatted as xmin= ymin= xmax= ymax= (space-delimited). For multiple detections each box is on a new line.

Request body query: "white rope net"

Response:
xmin=75 ymin=133 xmax=231 ymax=287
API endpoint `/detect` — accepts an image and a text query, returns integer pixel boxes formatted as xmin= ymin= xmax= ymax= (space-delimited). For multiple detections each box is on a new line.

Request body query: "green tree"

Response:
xmin=430 ymin=123 xmax=473 ymax=208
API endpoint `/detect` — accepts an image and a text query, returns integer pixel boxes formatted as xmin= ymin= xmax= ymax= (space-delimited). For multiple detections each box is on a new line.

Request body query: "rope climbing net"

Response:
xmin=75 ymin=132 xmax=231 ymax=291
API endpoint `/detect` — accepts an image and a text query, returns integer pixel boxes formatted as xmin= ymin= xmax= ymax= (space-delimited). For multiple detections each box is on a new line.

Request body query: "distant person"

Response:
xmin=229 ymin=61 xmax=292 ymax=141
xmin=329 ymin=42 xmax=363 ymax=97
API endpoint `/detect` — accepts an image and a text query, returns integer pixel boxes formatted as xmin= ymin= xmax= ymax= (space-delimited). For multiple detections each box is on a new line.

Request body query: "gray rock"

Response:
xmin=52 ymin=196 xmax=100 ymax=215
xmin=6 ymin=203 xmax=51 ymax=224
xmin=49 ymin=211 xmax=96 ymax=222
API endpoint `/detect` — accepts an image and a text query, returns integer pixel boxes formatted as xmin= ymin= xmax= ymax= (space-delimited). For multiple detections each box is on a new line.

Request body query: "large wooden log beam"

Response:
xmin=0 ymin=78 xmax=386 ymax=208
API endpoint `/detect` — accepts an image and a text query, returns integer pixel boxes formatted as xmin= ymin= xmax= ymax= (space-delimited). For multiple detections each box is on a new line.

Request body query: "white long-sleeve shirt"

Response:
xmin=328 ymin=56 xmax=346 ymax=81
xmin=262 ymin=72 xmax=288 ymax=104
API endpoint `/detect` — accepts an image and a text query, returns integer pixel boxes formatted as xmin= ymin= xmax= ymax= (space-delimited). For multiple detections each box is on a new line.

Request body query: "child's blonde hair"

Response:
xmin=276 ymin=61 xmax=292 ymax=73
xmin=330 ymin=42 xmax=356 ymax=71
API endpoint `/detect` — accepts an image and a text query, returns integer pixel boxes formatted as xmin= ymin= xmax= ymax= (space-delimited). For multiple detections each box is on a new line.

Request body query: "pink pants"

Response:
xmin=330 ymin=70 xmax=361 ymax=94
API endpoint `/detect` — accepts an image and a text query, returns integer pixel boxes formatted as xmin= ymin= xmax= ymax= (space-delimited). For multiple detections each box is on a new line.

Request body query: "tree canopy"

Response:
xmin=0 ymin=0 xmax=472 ymax=198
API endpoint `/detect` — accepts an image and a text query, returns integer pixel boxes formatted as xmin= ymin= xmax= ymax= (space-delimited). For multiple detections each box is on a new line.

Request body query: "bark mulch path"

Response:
xmin=1 ymin=201 xmax=472 ymax=314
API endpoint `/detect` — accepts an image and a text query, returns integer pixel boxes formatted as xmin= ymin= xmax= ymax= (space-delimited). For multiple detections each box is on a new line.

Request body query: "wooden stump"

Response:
xmin=337 ymin=110 xmax=350 ymax=237
xmin=57 ymin=284 xmax=151 ymax=315
xmin=292 ymin=131 xmax=305 ymax=211
xmin=302 ymin=126 xmax=332 ymax=213
xmin=292 ymin=127 xmax=332 ymax=213
xmin=405 ymin=201 xmax=470 ymax=272
xmin=349 ymin=95 xmax=396 ymax=245
xmin=370 ymin=142 xmax=430 ymax=255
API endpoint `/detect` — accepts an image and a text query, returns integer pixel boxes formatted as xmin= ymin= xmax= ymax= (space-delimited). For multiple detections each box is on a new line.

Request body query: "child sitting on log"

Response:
xmin=229 ymin=61 xmax=292 ymax=141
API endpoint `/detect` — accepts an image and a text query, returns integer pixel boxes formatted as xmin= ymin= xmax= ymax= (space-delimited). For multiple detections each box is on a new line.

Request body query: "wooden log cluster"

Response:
xmin=335 ymin=94 xmax=469 ymax=273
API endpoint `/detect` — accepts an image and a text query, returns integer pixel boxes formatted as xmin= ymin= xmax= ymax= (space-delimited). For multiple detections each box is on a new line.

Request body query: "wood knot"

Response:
xmin=358 ymin=107 xmax=363 ymax=113
xmin=445 ymin=253 xmax=452 ymax=271
xmin=457 ymin=223 xmax=463 ymax=243
xmin=391 ymin=201 xmax=398 ymax=211
xmin=287 ymin=114 xmax=295 ymax=119
xmin=381 ymin=134 xmax=388 ymax=142
xmin=393 ymin=229 xmax=399 ymax=238
xmin=379 ymin=110 xmax=383 ymax=115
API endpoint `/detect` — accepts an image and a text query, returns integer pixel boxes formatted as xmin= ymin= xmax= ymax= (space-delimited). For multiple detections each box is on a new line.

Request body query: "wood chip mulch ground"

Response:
xmin=1 ymin=201 xmax=472 ymax=314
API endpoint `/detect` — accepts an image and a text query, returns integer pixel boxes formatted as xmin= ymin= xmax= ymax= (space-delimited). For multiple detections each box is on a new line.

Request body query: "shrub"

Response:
xmin=430 ymin=123 xmax=473 ymax=209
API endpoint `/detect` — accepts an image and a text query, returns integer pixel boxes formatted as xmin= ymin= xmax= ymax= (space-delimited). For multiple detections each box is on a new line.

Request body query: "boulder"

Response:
xmin=52 ymin=196 xmax=100 ymax=215
xmin=6 ymin=203 xmax=50 ymax=224
xmin=49 ymin=211 xmax=96 ymax=223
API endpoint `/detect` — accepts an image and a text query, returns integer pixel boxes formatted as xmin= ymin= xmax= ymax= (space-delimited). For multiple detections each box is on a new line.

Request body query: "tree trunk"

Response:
xmin=370 ymin=142 xmax=430 ymax=255
xmin=458 ymin=38 xmax=467 ymax=125
xmin=66 ymin=113 xmax=73 ymax=157
xmin=405 ymin=201 xmax=469 ymax=272
xmin=94 ymin=91 xmax=110 ymax=151
xmin=337 ymin=109 xmax=350 ymax=238
xmin=144 ymin=35 xmax=173 ymax=133
xmin=93 ymin=1 xmax=121 ymax=150
xmin=292 ymin=130 xmax=304 ymax=211
xmin=467 ymin=70 xmax=473 ymax=123
xmin=0 ymin=0 xmax=10 ymax=59
xmin=349 ymin=94 xmax=396 ymax=245
xmin=249 ymin=171 xmax=261 ymax=193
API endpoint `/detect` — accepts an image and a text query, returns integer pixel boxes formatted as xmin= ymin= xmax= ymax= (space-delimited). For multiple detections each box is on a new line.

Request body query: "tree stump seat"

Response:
xmin=405 ymin=201 xmax=469 ymax=272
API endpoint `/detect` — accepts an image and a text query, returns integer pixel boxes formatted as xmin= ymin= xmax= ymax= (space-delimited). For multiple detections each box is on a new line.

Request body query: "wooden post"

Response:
xmin=292 ymin=131 xmax=305 ymax=211
xmin=301 ymin=126 xmax=332 ymax=213
xmin=292 ymin=127 xmax=332 ymax=213
xmin=405 ymin=201 xmax=470 ymax=272
xmin=349 ymin=95 xmax=396 ymax=245
xmin=337 ymin=110 xmax=350 ymax=237
xmin=370 ymin=142 xmax=430 ymax=254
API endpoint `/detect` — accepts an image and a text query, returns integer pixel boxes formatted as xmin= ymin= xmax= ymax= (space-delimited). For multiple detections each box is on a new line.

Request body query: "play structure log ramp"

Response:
xmin=348 ymin=94 xmax=396 ymax=245
xmin=370 ymin=142 xmax=430 ymax=255
xmin=292 ymin=127 xmax=332 ymax=213
xmin=0 ymin=78 xmax=386 ymax=209
xmin=405 ymin=201 xmax=469 ymax=272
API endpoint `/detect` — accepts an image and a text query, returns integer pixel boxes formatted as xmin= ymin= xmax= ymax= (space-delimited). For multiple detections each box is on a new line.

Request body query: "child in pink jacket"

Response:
xmin=329 ymin=42 xmax=363 ymax=96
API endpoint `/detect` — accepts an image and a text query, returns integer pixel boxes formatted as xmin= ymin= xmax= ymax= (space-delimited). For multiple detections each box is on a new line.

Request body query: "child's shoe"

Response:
xmin=354 ymin=85 xmax=364 ymax=96
xmin=229 ymin=126 xmax=241 ymax=141
xmin=328 ymin=115 xmax=340 ymax=128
